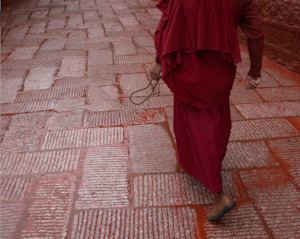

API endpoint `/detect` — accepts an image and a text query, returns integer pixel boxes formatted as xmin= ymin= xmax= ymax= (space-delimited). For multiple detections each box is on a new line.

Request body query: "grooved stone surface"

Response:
xmin=123 ymin=96 xmax=174 ymax=109
xmin=0 ymin=177 xmax=33 ymax=201
xmin=58 ymin=57 xmax=86 ymax=76
xmin=54 ymin=75 xmax=115 ymax=87
xmin=257 ymin=87 xmax=300 ymax=101
xmin=230 ymin=119 xmax=300 ymax=141
xmin=114 ymin=54 xmax=155 ymax=64
xmin=83 ymin=109 xmax=166 ymax=127
xmin=223 ymin=141 xmax=278 ymax=170
xmin=42 ymin=127 xmax=124 ymax=149
xmin=76 ymin=147 xmax=129 ymax=209
xmin=1 ymin=203 xmax=26 ymax=239
xmin=89 ymin=64 xmax=144 ymax=75
xmin=134 ymin=172 xmax=243 ymax=207
xmin=240 ymin=169 xmax=300 ymax=238
xmin=204 ymin=203 xmax=269 ymax=238
xmin=65 ymin=42 xmax=110 ymax=50
xmin=21 ymin=174 xmax=76 ymax=238
xmin=1 ymin=69 xmax=28 ymax=79
xmin=1 ymin=58 xmax=61 ymax=69
xmin=15 ymin=87 xmax=85 ymax=102
xmin=129 ymin=124 xmax=177 ymax=173
xmin=24 ymin=67 xmax=56 ymax=90
xmin=35 ymin=49 xmax=86 ymax=58
xmin=72 ymin=207 xmax=201 ymax=239
xmin=268 ymin=137 xmax=300 ymax=186
xmin=1 ymin=112 xmax=49 ymax=152
xmin=236 ymin=102 xmax=300 ymax=119
xmin=0 ymin=150 xmax=80 ymax=176
xmin=1 ymin=100 xmax=54 ymax=114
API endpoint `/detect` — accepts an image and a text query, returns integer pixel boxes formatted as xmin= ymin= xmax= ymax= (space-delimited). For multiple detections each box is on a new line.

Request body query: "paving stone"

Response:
xmin=54 ymin=75 xmax=115 ymax=87
xmin=83 ymin=108 xmax=165 ymax=127
xmin=47 ymin=110 xmax=83 ymax=130
xmin=84 ymin=36 xmax=131 ymax=43
xmin=115 ymin=54 xmax=155 ymax=64
xmin=1 ymin=112 xmax=49 ymax=152
xmin=268 ymin=137 xmax=300 ymax=186
xmin=230 ymin=118 xmax=300 ymax=141
xmin=137 ymin=46 xmax=157 ymax=55
xmin=113 ymin=41 xmax=137 ymax=55
xmin=264 ymin=67 xmax=300 ymax=86
xmin=26 ymin=31 xmax=68 ymax=39
xmin=133 ymin=35 xmax=155 ymax=47
xmin=1 ymin=69 xmax=27 ymax=79
xmin=0 ymin=150 xmax=80 ymax=176
xmin=157 ymin=82 xmax=173 ymax=95
xmin=256 ymin=86 xmax=300 ymax=101
xmin=8 ymin=46 xmax=39 ymax=59
xmin=48 ymin=18 xmax=66 ymax=29
xmin=119 ymin=15 xmax=139 ymax=27
xmin=88 ymin=49 xmax=113 ymax=66
xmin=2 ymin=58 xmax=61 ymax=69
xmin=0 ymin=177 xmax=33 ymax=201
xmin=42 ymin=127 xmax=124 ymax=149
xmin=236 ymin=102 xmax=300 ymax=119
xmin=123 ymin=95 xmax=174 ymax=109
xmin=87 ymin=27 xmax=105 ymax=38
xmin=105 ymin=29 xmax=149 ymax=37
xmin=0 ymin=78 xmax=23 ymax=103
xmin=5 ymin=25 xmax=28 ymax=39
xmin=16 ymin=87 xmax=85 ymax=102
xmin=89 ymin=63 xmax=144 ymax=75
xmin=0 ymin=115 xmax=11 ymax=142
xmin=134 ymin=172 xmax=244 ymax=207
xmin=24 ymin=67 xmax=56 ymax=90
xmin=29 ymin=22 xmax=47 ymax=33
xmin=230 ymin=78 xmax=264 ymax=104
xmin=0 ymin=203 xmax=25 ymax=239
xmin=54 ymin=98 xmax=85 ymax=112
xmin=67 ymin=14 xmax=83 ymax=27
xmin=35 ymin=49 xmax=86 ymax=58
xmin=119 ymin=73 xmax=151 ymax=97
xmin=31 ymin=10 xmax=49 ymax=19
xmin=37 ymin=0 xmax=51 ymax=6
xmin=129 ymin=124 xmax=177 ymax=173
xmin=2 ymin=38 xmax=43 ymax=47
xmin=223 ymin=141 xmax=278 ymax=170
xmin=1 ymin=100 xmax=54 ymax=115
xmin=71 ymin=207 xmax=201 ymax=239
xmin=76 ymin=147 xmax=129 ymax=209
xmin=21 ymin=174 xmax=76 ymax=238
xmin=237 ymin=68 xmax=280 ymax=87
xmin=40 ymin=38 xmax=66 ymax=51
xmin=111 ymin=3 xmax=130 ymax=13
xmin=86 ymin=86 xmax=121 ymax=111
xmin=58 ymin=57 xmax=86 ymax=76
xmin=83 ymin=10 xmax=99 ymax=21
xmin=240 ymin=169 xmax=300 ymax=238
xmin=203 ymin=202 xmax=269 ymax=238
xmin=65 ymin=42 xmax=110 ymax=50
xmin=229 ymin=104 xmax=245 ymax=121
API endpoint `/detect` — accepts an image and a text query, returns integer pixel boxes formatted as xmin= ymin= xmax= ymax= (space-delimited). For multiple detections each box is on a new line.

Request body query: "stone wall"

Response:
xmin=239 ymin=0 xmax=300 ymax=74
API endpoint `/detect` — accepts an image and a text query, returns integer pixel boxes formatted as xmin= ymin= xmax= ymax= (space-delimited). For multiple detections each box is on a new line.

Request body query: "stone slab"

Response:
xmin=119 ymin=15 xmax=139 ymax=27
xmin=203 ymin=203 xmax=269 ymax=238
xmin=0 ymin=177 xmax=33 ymax=201
xmin=264 ymin=68 xmax=300 ymax=86
xmin=268 ymin=137 xmax=300 ymax=186
xmin=1 ymin=69 xmax=27 ymax=79
xmin=76 ymin=147 xmax=130 ymax=209
xmin=47 ymin=110 xmax=83 ymax=130
xmin=5 ymin=26 xmax=28 ymax=39
xmin=113 ymin=41 xmax=137 ymax=56
xmin=15 ymin=87 xmax=85 ymax=102
xmin=119 ymin=73 xmax=151 ymax=97
xmin=58 ymin=57 xmax=86 ymax=76
xmin=40 ymin=38 xmax=66 ymax=51
xmin=9 ymin=46 xmax=39 ymax=59
xmin=257 ymin=86 xmax=300 ymax=101
xmin=88 ymin=49 xmax=113 ymax=66
xmin=54 ymin=75 xmax=115 ymax=87
xmin=0 ymin=150 xmax=80 ymax=176
xmin=83 ymin=109 xmax=165 ymax=127
xmin=54 ymin=98 xmax=85 ymax=112
xmin=122 ymin=95 xmax=174 ymax=109
xmin=42 ymin=127 xmax=124 ymax=149
xmin=230 ymin=118 xmax=300 ymax=141
xmin=87 ymin=27 xmax=105 ymax=38
xmin=0 ymin=78 xmax=23 ymax=103
xmin=65 ymin=42 xmax=110 ymax=50
xmin=1 ymin=100 xmax=54 ymax=115
xmin=223 ymin=141 xmax=278 ymax=170
xmin=24 ymin=67 xmax=56 ymax=90
xmin=1 ymin=58 xmax=61 ymax=69
xmin=129 ymin=124 xmax=177 ymax=173
xmin=35 ymin=49 xmax=87 ymax=58
xmin=115 ymin=54 xmax=155 ymax=64
xmin=236 ymin=102 xmax=300 ymax=119
xmin=1 ymin=112 xmax=49 ymax=152
xmin=0 ymin=116 xmax=11 ymax=142
xmin=21 ymin=174 xmax=76 ymax=238
xmin=72 ymin=207 xmax=201 ymax=238
xmin=86 ymin=86 xmax=121 ymax=111
xmin=133 ymin=35 xmax=155 ymax=47
xmin=240 ymin=169 xmax=300 ymax=238
xmin=88 ymin=63 xmax=144 ymax=75
xmin=105 ymin=29 xmax=148 ymax=37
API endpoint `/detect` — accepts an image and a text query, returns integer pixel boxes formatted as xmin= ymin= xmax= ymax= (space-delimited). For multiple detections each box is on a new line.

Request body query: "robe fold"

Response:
xmin=154 ymin=0 xmax=263 ymax=193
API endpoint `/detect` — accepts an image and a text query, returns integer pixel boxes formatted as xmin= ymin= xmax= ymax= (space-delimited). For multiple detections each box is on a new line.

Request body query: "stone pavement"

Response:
xmin=1 ymin=0 xmax=300 ymax=238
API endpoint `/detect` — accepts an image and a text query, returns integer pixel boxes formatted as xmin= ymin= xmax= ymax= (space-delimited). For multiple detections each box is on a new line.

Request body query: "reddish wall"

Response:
xmin=239 ymin=0 xmax=300 ymax=74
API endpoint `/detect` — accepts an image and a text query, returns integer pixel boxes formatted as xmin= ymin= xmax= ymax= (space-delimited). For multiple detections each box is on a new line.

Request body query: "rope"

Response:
xmin=129 ymin=76 xmax=162 ymax=105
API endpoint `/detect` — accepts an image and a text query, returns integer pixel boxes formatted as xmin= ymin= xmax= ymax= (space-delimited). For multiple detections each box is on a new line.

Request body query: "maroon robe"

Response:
xmin=155 ymin=0 xmax=263 ymax=193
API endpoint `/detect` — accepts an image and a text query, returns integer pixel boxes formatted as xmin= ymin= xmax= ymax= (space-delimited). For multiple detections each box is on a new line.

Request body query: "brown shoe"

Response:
xmin=207 ymin=194 xmax=236 ymax=222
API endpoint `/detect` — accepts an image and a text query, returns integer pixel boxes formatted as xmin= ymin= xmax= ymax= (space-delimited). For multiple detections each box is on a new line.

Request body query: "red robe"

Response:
xmin=155 ymin=0 xmax=263 ymax=193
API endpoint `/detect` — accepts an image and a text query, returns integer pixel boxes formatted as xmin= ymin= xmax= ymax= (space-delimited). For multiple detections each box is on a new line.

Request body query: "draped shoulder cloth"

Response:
xmin=155 ymin=0 xmax=241 ymax=76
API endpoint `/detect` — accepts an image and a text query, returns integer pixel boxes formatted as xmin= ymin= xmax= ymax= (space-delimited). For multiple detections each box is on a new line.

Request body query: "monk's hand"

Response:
xmin=149 ymin=62 xmax=162 ymax=81
xmin=246 ymin=75 xmax=261 ymax=89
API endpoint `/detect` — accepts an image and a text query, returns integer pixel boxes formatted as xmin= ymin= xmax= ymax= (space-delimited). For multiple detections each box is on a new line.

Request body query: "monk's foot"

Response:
xmin=207 ymin=192 xmax=236 ymax=222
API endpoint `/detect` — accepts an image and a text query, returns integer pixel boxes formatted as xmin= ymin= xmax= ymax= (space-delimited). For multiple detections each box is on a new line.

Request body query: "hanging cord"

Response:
xmin=129 ymin=76 xmax=162 ymax=105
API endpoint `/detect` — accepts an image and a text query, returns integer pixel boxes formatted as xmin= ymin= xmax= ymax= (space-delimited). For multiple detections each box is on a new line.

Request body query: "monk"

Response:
xmin=149 ymin=0 xmax=263 ymax=221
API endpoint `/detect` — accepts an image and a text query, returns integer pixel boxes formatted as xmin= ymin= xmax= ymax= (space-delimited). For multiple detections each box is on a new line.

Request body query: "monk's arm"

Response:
xmin=240 ymin=0 xmax=264 ymax=78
